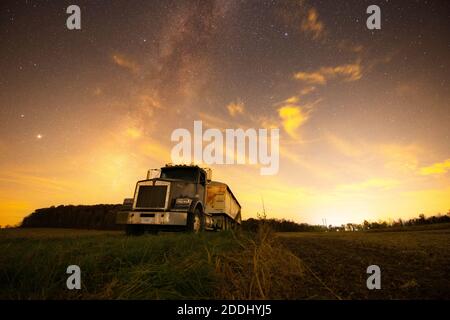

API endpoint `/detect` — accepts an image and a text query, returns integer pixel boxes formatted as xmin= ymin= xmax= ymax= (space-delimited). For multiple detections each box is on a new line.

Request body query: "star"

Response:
xmin=36 ymin=134 xmax=43 ymax=139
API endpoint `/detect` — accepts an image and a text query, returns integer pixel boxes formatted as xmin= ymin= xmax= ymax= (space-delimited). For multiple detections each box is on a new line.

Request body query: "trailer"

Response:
xmin=206 ymin=181 xmax=242 ymax=230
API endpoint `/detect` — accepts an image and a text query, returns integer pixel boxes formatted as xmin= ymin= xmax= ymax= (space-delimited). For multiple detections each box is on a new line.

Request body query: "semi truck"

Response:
xmin=116 ymin=164 xmax=241 ymax=235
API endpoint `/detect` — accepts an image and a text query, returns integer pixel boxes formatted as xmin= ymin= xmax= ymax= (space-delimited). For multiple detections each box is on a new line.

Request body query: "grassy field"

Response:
xmin=0 ymin=225 xmax=449 ymax=299
xmin=0 ymin=226 xmax=303 ymax=299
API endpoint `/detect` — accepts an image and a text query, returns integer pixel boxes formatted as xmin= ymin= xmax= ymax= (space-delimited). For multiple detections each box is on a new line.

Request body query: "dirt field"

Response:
xmin=278 ymin=226 xmax=450 ymax=299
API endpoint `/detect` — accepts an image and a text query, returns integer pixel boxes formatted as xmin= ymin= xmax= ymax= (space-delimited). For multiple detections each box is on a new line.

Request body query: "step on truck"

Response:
xmin=116 ymin=164 xmax=242 ymax=235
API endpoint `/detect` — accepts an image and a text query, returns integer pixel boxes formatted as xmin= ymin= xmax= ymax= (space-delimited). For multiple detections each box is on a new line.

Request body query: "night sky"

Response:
xmin=1 ymin=0 xmax=449 ymax=226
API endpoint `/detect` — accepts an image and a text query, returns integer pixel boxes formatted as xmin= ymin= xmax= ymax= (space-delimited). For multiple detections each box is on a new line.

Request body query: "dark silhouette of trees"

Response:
xmin=360 ymin=211 xmax=450 ymax=230
xmin=17 ymin=204 xmax=450 ymax=232
xmin=20 ymin=204 xmax=124 ymax=230
xmin=241 ymin=218 xmax=326 ymax=232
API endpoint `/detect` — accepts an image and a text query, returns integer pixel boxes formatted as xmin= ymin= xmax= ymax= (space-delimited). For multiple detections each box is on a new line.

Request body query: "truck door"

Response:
xmin=198 ymin=171 xmax=206 ymax=206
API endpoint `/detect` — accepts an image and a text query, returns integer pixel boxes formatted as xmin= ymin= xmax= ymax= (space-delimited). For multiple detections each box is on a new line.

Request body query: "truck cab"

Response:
xmin=117 ymin=165 xmax=240 ymax=234
xmin=117 ymin=164 xmax=214 ymax=235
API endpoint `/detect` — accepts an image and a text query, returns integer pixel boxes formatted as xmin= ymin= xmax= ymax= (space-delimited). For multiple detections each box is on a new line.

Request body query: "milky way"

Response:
xmin=0 ymin=0 xmax=449 ymax=226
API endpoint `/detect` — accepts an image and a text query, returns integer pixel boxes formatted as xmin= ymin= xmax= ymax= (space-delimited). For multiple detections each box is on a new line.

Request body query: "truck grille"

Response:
xmin=136 ymin=185 xmax=168 ymax=209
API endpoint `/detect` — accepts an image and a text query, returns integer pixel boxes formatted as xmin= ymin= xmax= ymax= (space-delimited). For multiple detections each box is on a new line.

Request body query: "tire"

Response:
xmin=187 ymin=207 xmax=204 ymax=233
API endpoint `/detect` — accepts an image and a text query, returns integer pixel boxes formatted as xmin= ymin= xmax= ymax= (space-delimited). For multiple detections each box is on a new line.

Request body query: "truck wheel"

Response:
xmin=187 ymin=207 xmax=204 ymax=233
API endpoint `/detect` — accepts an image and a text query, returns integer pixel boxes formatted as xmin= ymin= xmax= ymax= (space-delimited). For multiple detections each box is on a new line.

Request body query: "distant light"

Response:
xmin=36 ymin=134 xmax=43 ymax=139
xmin=20 ymin=114 xmax=25 ymax=118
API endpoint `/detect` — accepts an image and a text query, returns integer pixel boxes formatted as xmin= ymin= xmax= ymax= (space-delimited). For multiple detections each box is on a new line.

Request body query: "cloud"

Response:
xmin=326 ymin=134 xmax=365 ymax=158
xmin=420 ymin=159 xmax=450 ymax=176
xmin=278 ymin=105 xmax=309 ymax=139
xmin=112 ymin=54 xmax=139 ymax=73
xmin=199 ymin=112 xmax=235 ymax=130
xmin=327 ymin=63 xmax=362 ymax=82
xmin=379 ymin=144 xmax=421 ymax=174
xmin=294 ymin=62 xmax=362 ymax=85
xmin=227 ymin=100 xmax=245 ymax=116
xmin=275 ymin=2 xmax=326 ymax=42
xmin=337 ymin=178 xmax=400 ymax=192
xmin=300 ymin=86 xmax=316 ymax=96
xmin=279 ymin=144 xmax=335 ymax=180
xmin=258 ymin=116 xmax=279 ymax=129
xmin=283 ymin=96 xmax=299 ymax=104
xmin=125 ymin=127 xmax=142 ymax=139
xmin=140 ymin=141 xmax=172 ymax=163
xmin=301 ymin=8 xmax=326 ymax=40
xmin=326 ymin=137 xmax=423 ymax=176
xmin=294 ymin=71 xmax=326 ymax=85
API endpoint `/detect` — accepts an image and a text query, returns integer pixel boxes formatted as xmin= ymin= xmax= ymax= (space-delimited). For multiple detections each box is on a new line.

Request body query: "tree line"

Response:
xmin=244 ymin=212 xmax=450 ymax=232
xmin=241 ymin=218 xmax=326 ymax=232
xmin=10 ymin=204 xmax=450 ymax=232
xmin=20 ymin=204 xmax=124 ymax=230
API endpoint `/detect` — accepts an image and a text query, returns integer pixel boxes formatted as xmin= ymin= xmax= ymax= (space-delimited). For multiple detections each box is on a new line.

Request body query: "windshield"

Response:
xmin=160 ymin=168 xmax=198 ymax=182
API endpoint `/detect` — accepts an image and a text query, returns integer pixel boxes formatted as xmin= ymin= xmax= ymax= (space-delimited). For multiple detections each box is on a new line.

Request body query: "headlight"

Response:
xmin=175 ymin=198 xmax=192 ymax=206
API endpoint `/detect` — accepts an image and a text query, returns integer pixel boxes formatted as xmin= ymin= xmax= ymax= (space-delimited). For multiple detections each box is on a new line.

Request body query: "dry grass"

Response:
xmin=214 ymin=224 xmax=304 ymax=299
xmin=0 ymin=226 xmax=305 ymax=300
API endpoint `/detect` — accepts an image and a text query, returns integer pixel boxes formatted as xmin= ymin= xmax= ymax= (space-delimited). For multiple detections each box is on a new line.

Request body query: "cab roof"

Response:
xmin=163 ymin=164 xmax=207 ymax=173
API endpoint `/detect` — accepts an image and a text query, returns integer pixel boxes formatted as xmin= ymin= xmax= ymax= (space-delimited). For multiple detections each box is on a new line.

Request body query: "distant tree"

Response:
xmin=363 ymin=220 xmax=370 ymax=230
xmin=419 ymin=213 xmax=426 ymax=223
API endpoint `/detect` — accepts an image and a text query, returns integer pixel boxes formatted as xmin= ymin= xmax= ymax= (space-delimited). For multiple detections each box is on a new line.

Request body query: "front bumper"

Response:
xmin=123 ymin=211 xmax=188 ymax=226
